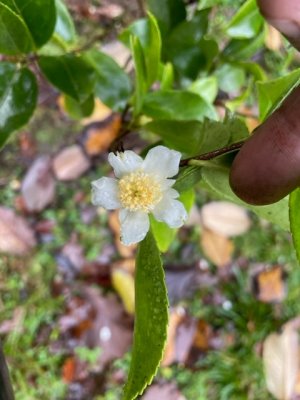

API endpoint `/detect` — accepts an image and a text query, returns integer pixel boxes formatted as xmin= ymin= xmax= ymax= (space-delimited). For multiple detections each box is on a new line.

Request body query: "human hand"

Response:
xmin=229 ymin=0 xmax=300 ymax=205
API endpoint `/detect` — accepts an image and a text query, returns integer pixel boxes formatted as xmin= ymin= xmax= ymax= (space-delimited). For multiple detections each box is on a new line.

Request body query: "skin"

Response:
xmin=229 ymin=0 xmax=300 ymax=205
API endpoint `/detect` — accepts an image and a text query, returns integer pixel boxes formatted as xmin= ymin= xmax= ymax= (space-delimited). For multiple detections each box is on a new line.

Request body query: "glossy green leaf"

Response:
xmin=39 ymin=54 xmax=96 ymax=102
xmin=227 ymin=0 xmax=263 ymax=39
xmin=1 ymin=0 xmax=56 ymax=50
xmin=257 ymin=68 xmax=300 ymax=121
xmin=123 ymin=230 xmax=168 ymax=400
xmin=215 ymin=63 xmax=246 ymax=93
xmin=188 ymin=76 xmax=218 ymax=104
xmin=0 ymin=63 xmax=37 ymax=147
xmin=146 ymin=0 xmax=186 ymax=36
xmin=151 ymin=189 xmax=195 ymax=252
xmin=142 ymin=90 xmax=217 ymax=122
xmin=63 ymin=95 xmax=94 ymax=119
xmin=85 ymin=49 xmax=131 ymax=111
xmin=39 ymin=0 xmax=77 ymax=55
xmin=131 ymin=36 xmax=147 ymax=115
xmin=289 ymin=189 xmax=300 ymax=263
xmin=202 ymin=166 xmax=289 ymax=230
xmin=55 ymin=0 xmax=76 ymax=43
xmin=0 ymin=2 xmax=33 ymax=54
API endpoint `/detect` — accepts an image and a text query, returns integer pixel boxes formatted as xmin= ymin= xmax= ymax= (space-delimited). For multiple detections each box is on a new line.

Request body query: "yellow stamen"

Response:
xmin=118 ymin=171 xmax=162 ymax=212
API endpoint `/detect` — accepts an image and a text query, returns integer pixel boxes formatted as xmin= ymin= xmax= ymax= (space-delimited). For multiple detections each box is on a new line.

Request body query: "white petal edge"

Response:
xmin=91 ymin=177 xmax=121 ymax=210
xmin=153 ymin=194 xmax=188 ymax=228
xmin=119 ymin=209 xmax=150 ymax=245
xmin=108 ymin=150 xmax=143 ymax=178
xmin=142 ymin=146 xmax=181 ymax=179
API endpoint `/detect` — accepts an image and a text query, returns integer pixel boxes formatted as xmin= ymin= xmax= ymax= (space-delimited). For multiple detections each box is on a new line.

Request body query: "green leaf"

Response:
xmin=1 ymin=0 xmax=56 ymax=50
xmin=131 ymin=36 xmax=147 ymax=116
xmin=164 ymin=10 xmax=211 ymax=79
xmin=63 ymin=95 xmax=94 ymax=119
xmin=257 ymin=68 xmax=300 ymax=121
xmin=188 ymin=76 xmax=218 ymax=104
xmin=39 ymin=54 xmax=96 ymax=102
xmin=174 ymin=166 xmax=202 ymax=192
xmin=202 ymin=166 xmax=289 ymax=230
xmin=145 ymin=117 xmax=247 ymax=156
xmin=227 ymin=0 xmax=263 ymax=39
xmin=123 ymin=230 xmax=168 ymax=400
xmin=85 ymin=49 xmax=131 ymax=111
xmin=289 ymin=189 xmax=300 ymax=263
xmin=39 ymin=0 xmax=77 ymax=55
xmin=0 ymin=63 xmax=37 ymax=147
xmin=0 ymin=2 xmax=33 ymax=54
xmin=160 ymin=62 xmax=174 ymax=90
xmin=142 ymin=90 xmax=217 ymax=122
xmin=223 ymin=29 xmax=265 ymax=60
xmin=146 ymin=0 xmax=186 ymax=36
xmin=150 ymin=216 xmax=176 ymax=253
xmin=151 ymin=189 xmax=195 ymax=252
xmin=54 ymin=0 xmax=76 ymax=43
xmin=215 ymin=63 xmax=246 ymax=93
xmin=122 ymin=14 xmax=161 ymax=87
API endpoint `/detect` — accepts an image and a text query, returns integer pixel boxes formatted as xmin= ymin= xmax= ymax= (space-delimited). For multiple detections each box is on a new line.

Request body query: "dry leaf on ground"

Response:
xmin=0 ymin=207 xmax=36 ymax=255
xmin=22 ymin=156 xmax=56 ymax=212
xmin=81 ymin=113 xmax=121 ymax=156
xmin=111 ymin=268 xmax=135 ymax=315
xmin=200 ymin=201 xmax=251 ymax=237
xmin=254 ymin=265 xmax=286 ymax=303
xmin=52 ymin=145 xmax=91 ymax=181
xmin=200 ymin=228 xmax=234 ymax=267
xmin=142 ymin=382 xmax=186 ymax=400
xmin=263 ymin=324 xmax=299 ymax=400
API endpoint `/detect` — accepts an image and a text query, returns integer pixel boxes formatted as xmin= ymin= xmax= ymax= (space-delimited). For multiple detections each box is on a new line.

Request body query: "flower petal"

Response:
xmin=108 ymin=151 xmax=143 ymax=178
xmin=143 ymin=146 xmax=181 ymax=178
xmin=91 ymin=177 xmax=121 ymax=209
xmin=119 ymin=209 xmax=150 ymax=245
xmin=153 ymin=193 xmax=187 ymax=228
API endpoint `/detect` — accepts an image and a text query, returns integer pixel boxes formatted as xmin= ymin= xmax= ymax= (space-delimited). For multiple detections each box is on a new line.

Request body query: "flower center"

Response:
xmin=118 ymin=171 xmax=162 ymax=212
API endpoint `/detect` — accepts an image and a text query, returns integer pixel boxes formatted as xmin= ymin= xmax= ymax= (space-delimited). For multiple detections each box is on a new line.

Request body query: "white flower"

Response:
xmin=91 ymin=146 xmax=188 ymax=245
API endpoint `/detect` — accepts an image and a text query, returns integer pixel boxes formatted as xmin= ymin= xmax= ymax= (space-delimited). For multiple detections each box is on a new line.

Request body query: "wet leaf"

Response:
xmin=123 ymin=231 xmax=168 ymax=400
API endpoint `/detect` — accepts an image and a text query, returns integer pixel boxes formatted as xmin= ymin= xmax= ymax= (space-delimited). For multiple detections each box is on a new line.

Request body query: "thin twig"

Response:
xmin=180 ymin=140 xmax=246 ymax=167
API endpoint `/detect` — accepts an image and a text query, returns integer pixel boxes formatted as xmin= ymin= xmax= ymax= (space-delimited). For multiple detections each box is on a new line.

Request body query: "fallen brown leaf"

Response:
xmin=200 ymin=228 xmax=234 ymax=267
xmin=22 ymin=155 xmax=56 ymax=212
xmin=142 ymin=382 xmax=186 ymax=400
xmin=82 ymin=114 xmax=121 ymax=156
xmin=263 ymin=324 xmax=299 ymax=400
xmin=52 ymin=145 xmax=91 ymax=181
xmin=201 ymin=201 xmax=251 ymax=237
xmin=0 ymin=207 xmax=36 ymax=255
xmin=254 ymin=265 xmax=286 ymax=303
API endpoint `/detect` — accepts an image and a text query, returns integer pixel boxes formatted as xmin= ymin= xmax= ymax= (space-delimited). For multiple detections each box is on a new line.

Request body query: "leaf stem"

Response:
xmin=180 ymin=140 xmax=246 ymax=167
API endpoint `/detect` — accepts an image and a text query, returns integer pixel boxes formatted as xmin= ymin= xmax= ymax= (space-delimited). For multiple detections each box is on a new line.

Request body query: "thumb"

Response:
xmin=257 ymin=0 xmax=300 ymax=50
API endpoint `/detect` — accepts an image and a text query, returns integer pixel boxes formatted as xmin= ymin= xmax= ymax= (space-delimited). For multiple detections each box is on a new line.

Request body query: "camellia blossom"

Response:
xmin=91 ymin=146 xmax=188 ymax=245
